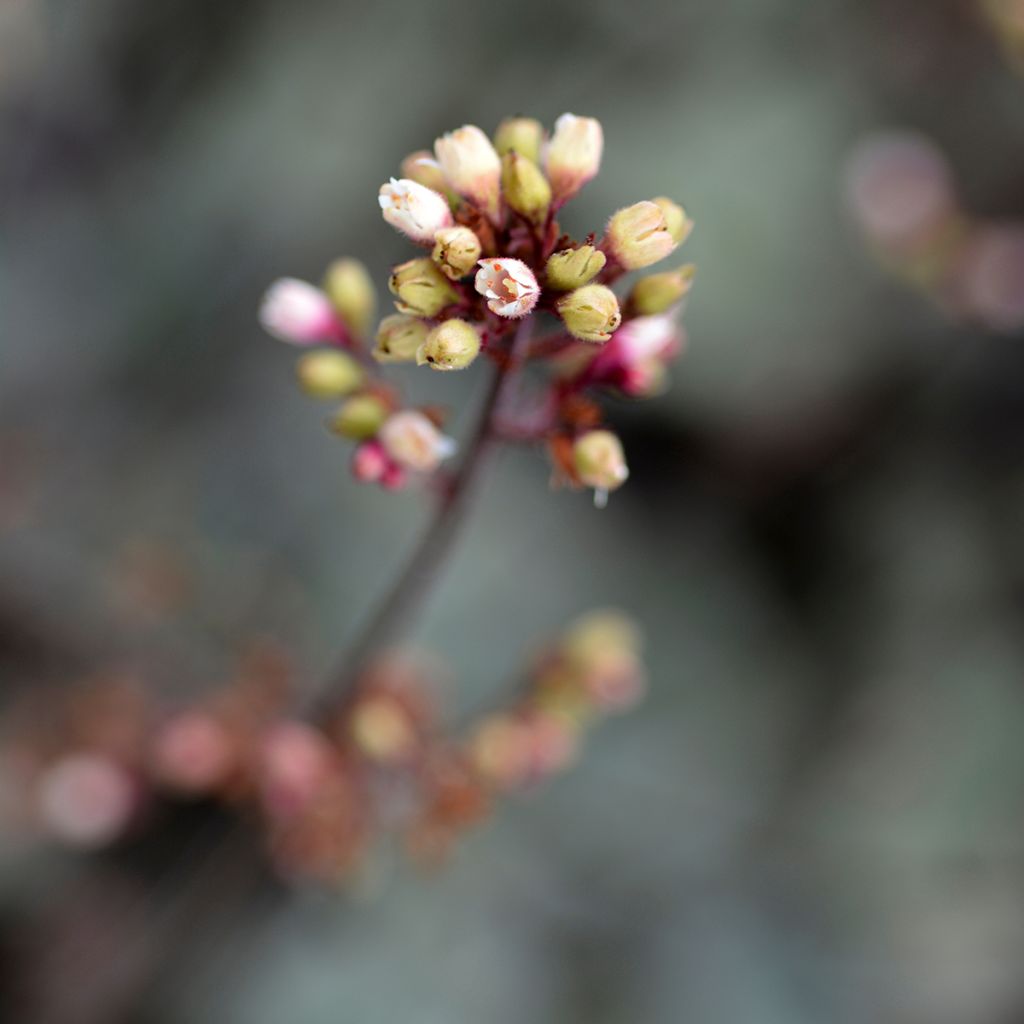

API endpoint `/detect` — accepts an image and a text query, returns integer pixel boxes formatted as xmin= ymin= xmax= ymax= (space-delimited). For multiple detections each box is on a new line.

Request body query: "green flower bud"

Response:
xmin=500 ymin=152 xmax=551 ymax=225
xmin=493 ymin=117 xmax=543 ymax=164
xmin=572 ymin=430 xmax=629 ymax=495
xmin=431 ymin=225 xmax=482 ymax=280
xmin=545 ymin=245 xmax=607 ymax=291
xmin=374 ymin=314 xmax=430 ymax=363
xmin=652 ymin=196 xmax=693 ymax=245
xmin=324 ymin=258 xmax=376 ymax=338
xmin=329 ymin=394 xmax=389 ymax=440
xmin=416 ymin=318 xmax=481 ymax=371
xmin=627 ymin=264 xmax=696 ymax=315
xmin=606 ymin=201 xmax=678 ymax=270
xmin=556 ymin=284 xmax=622 ymax=343
xmin=388 ymin=258 xmax=458 ymax=317
xmin=295 ymin=350 xmax=365 ymax=398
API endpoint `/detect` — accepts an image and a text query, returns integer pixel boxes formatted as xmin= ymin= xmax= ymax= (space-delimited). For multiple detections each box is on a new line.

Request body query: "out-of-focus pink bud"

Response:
xmin=259 ymin=721 xmax=337 ymax=821
xmin=583 ymin=649 xmax=647 ymax=712
xmin=959 ymin=226 xmax=1024 ymax=332
xmin=590 ymin=315 xmax=682 ymax=396
xmin=844 ymin=132 xmax=957 ymax=252
xmin=151 ymin=711 xmax=234 ymax=795
xmin=435 ymin=125 xmax=502 ymax=220
xmin=474 ymin=258 xmax=541 ymax=318
xmin=259 ymin=278 xmax=342 ymax=345
xmin=351 ymin=439 xmax=389 ymax=483
xmin=524 ymin=711 xmax=579 ymax=777
xmin=468 ymin=714 xmax=533 ymax=790
xmin=378 ymin=177 xmax=454 ymax=244
xmin=380 ymin=463 xmax=408 ymax=491
xmin=37 ymin=753 xmax=135 ymax=848
xmin=545 ymin=113 xmax=603 ymax=205
xmin=379 ymin=410 xmax=456 ymax=473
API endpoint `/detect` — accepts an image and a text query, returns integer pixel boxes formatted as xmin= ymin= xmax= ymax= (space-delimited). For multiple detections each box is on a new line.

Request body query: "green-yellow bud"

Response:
xmin=556 ymin=284 xmax=622 ymax=343
xmin=572 ymin=430 xmax=629 ymax=493
xmin=416 ymin=318 xmax=481 ymax=371
xmin=493 ymin=117 xmax=543 ymax=164
xmin=295 ymin=350 xmax=365 ymax=398
xmin=328 ymin=394 xmax=389 ymax=440
xmin=324 ymin=258 xmax=376 ymax=338
xmin=374 ymin=314 xmax=430 ymax=363
xmin=606 ymin=201 xmax=678 ymax=270
xmin=627 ymin=264 xmax=696 ymax=315
xmin=500 ymin=152 xmax=551 ymax=225
xmin=388 ymin=258 xmax=458 ymax=318
xmin=652 ymin=197 xmax=693 ymax=245
xmin=431 ymin=225 xmax=482 ymax=280
xmin=545 ymin=245 xmax=607 ymax=291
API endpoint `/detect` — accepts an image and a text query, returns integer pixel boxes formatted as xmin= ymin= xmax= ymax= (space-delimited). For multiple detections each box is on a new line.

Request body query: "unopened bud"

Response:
xmin=474 ymin=257 xmax=541 ymax=318
xmin=434 ymin=125 xmax=502 ymax=220
xmin=416 ymin=318 xmax=481 ymax=371
xmin=329 ymin=394 xmax=389 ymax=440
xmin=545 ymin=245 xmax=606 ymax=290
xmin=259 ymin=278 xmax=340 ymax=345
xmin=379 ymin=410 xmax=456 ymax=472
xmin=38 ymin=754 xmax=135 ymax=848
xmin=572 ymin=430 xmax=629 ymax=497
xmin=374 ymin=314 xmax=430 ymax=363
xmin=350 ymin=696 xmax=416 ymax=763
xmin=606 ymin=201 xmax=679 ymax=270
xmin=556 ymin=284 xmax=621 ymax=343
xmin=494 ymin=117 xmax=543 ymax=163
xmin=501 ymin=152 xmax=551 ymax=225
xmin=469 ymin=714 xmax=532 ymax=789
xmin=432 ymin=225 xmax=482 ymax=280
xmin=351 ymin=440 xmax=389 ymax=483
xmin=389 ymin=258 xmax=459 ymax=317
xmin=545 ymin=113 xmax=603 ymax=204
xmin=295 ymin=350 xmax=365 ymax=398
xmin=652 ymin=197 xmax=693 ymax=245
xmin=627 ymin=264 xmax=696 ymax=315
xmin=401 ymin=151 xmax=451 ymax=196
xmin=378 ymin=178 xmax=453 ymax=245
xmin=323 ymin=259 xmax=376 ymax=338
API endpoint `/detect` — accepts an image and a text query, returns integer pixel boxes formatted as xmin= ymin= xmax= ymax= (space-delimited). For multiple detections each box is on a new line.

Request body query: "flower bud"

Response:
xmin=259 ymin=278 xmax=340 ymax=345
xmin=351 ymin=439 xmax=389 ymax=483
xmin=431 ymin=225 xmax=482 ymax=280
xmin=329 ymin=394 xmax=389 ymax=440
xmin=295 ymin=350 xmax=365 ymax=398
xmin=38 ymin=754 xmax=135 ymax=848
xmin=545 ymin=113 xmax=603 ymax=204
xmin=434 ymin=125 xmax=502 ymax=220
xmin=416 ymin=318 xmax=481 ymax=371
xmin=151 ymin=712 xmax=233 ymax=795
xmin=379 ymin=410 xmax=456 ymax=472
xmin=388 ymin=258 xmax=459 ymax=317
xmin=545 ymin=245 xmax=607 ymax=290
xmin=401 ymin=150 xmax=451 ymax=196
xmin=556 ymin=284 xmax=621 ymax=343
xmin=626 ymin=264 xmax=696 ymax=315
xmin=378 ymin=177 xmax=453 ymax=244
xmin=474 ymin=257 xmax=541 ymax=318
xmin=469 ymin=714 xmax=533 ymax=789
xmin=350 ymin=696 xmax=416 ymax=763
xmin=494 ymin=116 xmax=543 ymax=163
xmin=323 ymin=258 xmax=376 ymax=338
xmin=501 ymin=152 xmax=551 ymax=225
xmin=374 ymin=314 xmax=430 ymax=363
xmin=572 ymin=430 xmax=629 ymax=500
xmin=652 ymin=197 xmax=693 ymax=245
xmin=606 ymin=201 xmax=679 ymax=270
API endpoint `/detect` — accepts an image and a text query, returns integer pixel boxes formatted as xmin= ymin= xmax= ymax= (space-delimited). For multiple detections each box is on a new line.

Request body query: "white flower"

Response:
xmin=379 ymin=410 xmax=456 ymax=473
xmin=545 ymin=113 xmax=603 ymax=204
xmin=259 ymin=278 xmax=339 ymax=344
xmin=377 ymin=177 xmax=453 ymax=244
xmin=434 ymin=125 xmax=502 ymax=219
xmin=474 ymin=258 xmax=541 ymax=318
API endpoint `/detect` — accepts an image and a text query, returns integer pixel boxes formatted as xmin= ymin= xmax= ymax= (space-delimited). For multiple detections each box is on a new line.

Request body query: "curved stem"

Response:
xmin=307 ymin=318 xmax=533 ymax=719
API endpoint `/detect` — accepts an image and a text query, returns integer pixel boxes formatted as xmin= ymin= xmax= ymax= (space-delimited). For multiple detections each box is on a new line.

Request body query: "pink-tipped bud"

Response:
xmin=379 ymin=410 xmax=456 ymax=473
xmin=434 ymin=125 xmax=502 ymax=220
xmin=378 ymin=177 xmax=454 ymax=244
xmin=151 ymin=711 xmax=234 ymax=795
xmin=351 ymin=439 xmax=389 ymax=483
xmin=259 ymin=721 xmax=336 ymax=821
xmin=37 ymin=753 xmax=135 ymax=848
xmin=545 ymin=113 xmax=603 ymax=205
xmin=259 ymin=278 xmax=341 ymax=345
xmin=591 ymin=314 xmax=681 ymax=396
xmin=474 ymin=257 xmax=541 ymax=318
xmin=380 ymin=463 xmax=408 ymax=491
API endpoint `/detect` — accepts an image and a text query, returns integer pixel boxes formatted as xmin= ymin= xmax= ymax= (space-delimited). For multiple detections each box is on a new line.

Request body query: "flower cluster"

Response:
xmin=845 ymin=130 xmax=1024 ymax=333
xmin=0 ymin=614 xmax=644 ymax=882
xmin=259 ymin=113 xmax=695 ymax=504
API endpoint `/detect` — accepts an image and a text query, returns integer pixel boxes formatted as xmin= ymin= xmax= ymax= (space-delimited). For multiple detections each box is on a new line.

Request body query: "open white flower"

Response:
xmin=434 ymin=125 xmax=501 ymax=220
xmin=259 ymin=278 xmax=339 ymax=344
xmin=379 ymin=410 xmax=456 ymax=473
xmin=378 ymin=178 xmax=453 ymax=244
xmin=474 ymin=258 xmax=541 ymax=318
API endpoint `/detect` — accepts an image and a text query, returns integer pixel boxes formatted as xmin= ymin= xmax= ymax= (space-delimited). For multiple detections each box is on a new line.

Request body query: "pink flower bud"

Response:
xmin=351 ymin=440 xmax=389 ymax=483
xmin=545 ymin=113 xmax=603 ymax=205
xmin=259 ymin=278 xmax=342 ymax=345
xmin=379 ymin=410 xmax=456 ymax=473
xmin=591 ymin=315 xmax=682 ymax=396
xmin=259 ymin=721 xmax=336 ymax=821
xmin=434 ymin=125 xmax=502 ymax=220
xmin=151 ymin=711 xmax=234 ymax=795
xmin=380 ymin=463 xmax=408 ymax=490
xmin=959 ymin=226 xmax=1024 ymax=332
xmin=37 ymin=753 xmax=135 ymax=848
xmin=378 ymin=177 xmax=454 ymax=244
xmin=474 ymin=258 xmax=541 ymax=318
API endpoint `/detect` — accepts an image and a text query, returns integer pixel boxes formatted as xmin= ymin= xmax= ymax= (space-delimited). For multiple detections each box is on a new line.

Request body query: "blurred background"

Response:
xmin=3 ymin=0 xmax=1024 ymax=1021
